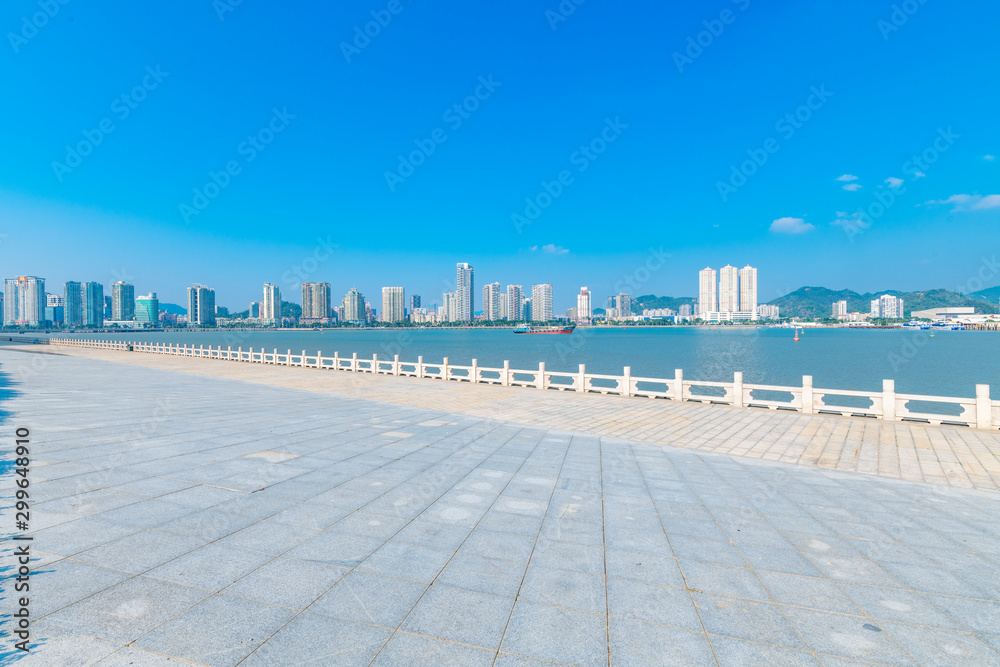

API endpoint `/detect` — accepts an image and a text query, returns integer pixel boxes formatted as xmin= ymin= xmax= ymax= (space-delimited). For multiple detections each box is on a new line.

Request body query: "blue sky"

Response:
xmin=2 ymin=0 xmax=998 ymax=311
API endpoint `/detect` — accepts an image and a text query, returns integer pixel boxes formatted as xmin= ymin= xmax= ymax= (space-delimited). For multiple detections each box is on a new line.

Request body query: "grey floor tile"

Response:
xmin=755 ymin=570 xmax=860 ymax=614
xmin=921 ymin=593 xmax=1000 ymax=636
xmin=74 ymin=529 xmax=202 ymax=574
xmin=371 ymin=631 xmax=496 ymax=666
xmin=838 ymin=582 xmax=960 ymax=629
xmin=31 ymin=559 xmax=133 ymax=618
xmin=609 ymin=617 xmax=715 ymax=666
xmin=781 ymin=606 xmax=918 ymax=665
xmin=530 ymin=539 xmax=605 ymax=575
xmin=605 ymin=548 xmax=685 ymax=588
xmin=878 ymin=622 xmax=1000 ymax=666
xmin=677 ymin=559 xmax=770 ymax=601
xmin=461 ymin=528 xmax=537 ymax=563
xmin=708 ymin=635 xmax=821 ymax=666
xmin=241 ymin=613 xmax=392 ymax=666
xmin=223 ymin=556 xmax=347 ymax=609
xmin=31 ymin=518 xmax=140 ymax=557
xmin=155 ymin=508 xmax=257 ymax=542
xmin=693 ymin=592 xmax=807 ymax=649
xmin=134 ymin=593 xmax=296 ymax=667
xmin=479 ymin=509 xmax=545 ymax=536
xmin=96 ymin=499 xmax=195 ymax=528
xmin=669 ymin=535 xmax=744 ymax=566
xmin=435 ymin=552 xmax=528 ymax=598
xmin=8 ymin=621 xmax=120 ymax=667
xmin=284 ymin=530 xmax=384 ymax=568
xmin=805 ymin=555 xmax=905 ymax=588
xmin=738 ymin=544 xmax=824 ymax=576
xmin=520 ymin=564 xmax=606 ymax=614
xmin=402 ymin=584 xmax=515 ymax=649
xmin=310 ymin=570 xmax=428 ymax=627
xmin=607 ymin=576 xmax=701 ymax=631
xmin=95 ymin=646 xmax=194 ymax=666
xmin=501 ymin=600 xmax=607 ymax=667
xmin=216 ymin=519 xmax=320 ymax=555
xmin=43 ymin=576 xmax=211 ymax=644
xmin=146 ymin=543 xmax=273 ymax=590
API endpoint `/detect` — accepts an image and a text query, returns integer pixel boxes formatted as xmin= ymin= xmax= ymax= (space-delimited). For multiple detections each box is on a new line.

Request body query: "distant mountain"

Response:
xmin=767 ymin=286 xmax=999 ymax=319
xmin=970 ymin=285 xmax=1000 ymax=304
xmin=632 ymin=294 xmax=697 ymax=314
xmin=160 ymin=302 xmax=186 ymax=315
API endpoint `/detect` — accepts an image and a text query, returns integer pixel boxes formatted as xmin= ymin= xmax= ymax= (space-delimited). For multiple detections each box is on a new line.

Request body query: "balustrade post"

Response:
xmin=394 ymin=354 xmax=400 ymax=376
xmin=502 ymin=360 xmax=510 ymax=387
xmin=732 ymin=372 xmax=744 ymax=407
xmin=333 ymin=351 xmax=340 ymax=369
xmin=976 ymin=384 xmax=992 ymax=429
xmin=622 ymin=366 xmax=632 ymax=398
xmin=802 ymin=375 xmax=814 ymax=414
xmin=673 ymin=369 xmax=684 ymax=401
xmin=443 ymin=357 xmax=450 ymax=380
xmin=351 ymin=352 xmax=358 ymax=372
xmin=471 ymin=358 xmax=478 ymax=383
xmin=882 ymin=379 xmax=896 ymax=421
xmin=577 ymin=364 xmax=586 ymax=393
xmin=417 ymin=356 xmax=424 ymax=379
xmin=538 ymin=361 xmax=546 ymax=390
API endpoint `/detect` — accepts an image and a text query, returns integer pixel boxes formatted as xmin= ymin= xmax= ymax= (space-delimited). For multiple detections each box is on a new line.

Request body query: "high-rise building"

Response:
xmin=410 ymin=295 xmax=421 ymax=312
xmin=481 ymin=282 xmax=502 ymax=321
xmin=111 ymin=281 xmax=135 ymax=321
xmin=262 ymin=283 xmax=281 ymax=323
xmin=871 ymin=294 xmax=904 ymax=319
xmin=443 ymin=291 xmax=457 ymax=321
xmin=82 ymin=282 xmax=104 ymax=327
xmin=187 ymin=284 xmax=216 ymax=326
xmin=301 ymin=282 xmax=331 ymax=320
xmin=531 ymin=283 xmax=553 ymax=321
xmin=63 ymin=281 xmax=82 ymax=326
xmin=719 ymin=265 xmax=739 ymax=312
xmin=679 ymin=304 xmax=692 ymax=318
xmin=3 ymin=277 xmax=46 ymax=326
xmin=381 ymin=287 xmax=405 ymax=323
xmin=456 ymin=262 xmax=474 ymax=321
xmin=505 ymin=285 xmax=523 ymax=321
xmin=757 ymin=304 xmax=780 ymax=319
xmin=135 ymin=293 xmax=159 ymax=323
xmin=738 ymin=265 xmax=757 ymax=314
xmin=523 ymin=297 xmax=532 ymax=322
xmin=615 ymin=293 xmax=632 ymax=317
xmin=342 ymin=288 xmax=364 ymax=322
xmin=698 ymin=267 xmax=718 ymax=314
xmin=576 ymin=287 xmax=592 ymax=320
xmin=832 ymin=300 xmax=848 ymax=319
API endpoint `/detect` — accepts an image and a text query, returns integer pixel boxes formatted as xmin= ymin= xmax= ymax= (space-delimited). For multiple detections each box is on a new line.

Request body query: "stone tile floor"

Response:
xmin=0 ymin=349 xmax=999 ymax=665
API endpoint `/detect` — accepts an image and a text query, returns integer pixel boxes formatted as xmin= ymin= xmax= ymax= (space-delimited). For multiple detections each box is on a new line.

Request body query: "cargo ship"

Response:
xmin=513 ymin=323 xmax=576 ymax=334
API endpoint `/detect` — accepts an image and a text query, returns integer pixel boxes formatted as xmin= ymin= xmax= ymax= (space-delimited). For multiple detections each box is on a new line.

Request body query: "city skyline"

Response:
xmin=2 ymin=2 xmax=998 ymax=308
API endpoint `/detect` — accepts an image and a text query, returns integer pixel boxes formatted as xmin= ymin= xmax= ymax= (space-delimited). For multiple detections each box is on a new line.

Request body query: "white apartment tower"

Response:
xmin=576 ymin=286 xmax=592 ymax=320
xmin=456 ymin=262 xmax=474 ymax=322
xmin=738 ymin=265 xmax=757 ymax=314
xmin=381 ymin=287 xmax=405 ymax=323
xmin=531 ymin=283 xmax=553 ymax=322
xmin=833 ymin=300 xmax=848 ymax=319
xmin=871 ymin=294 xmax=904 ymax=319
xmin=698 ymin=267 xmax=718 ymax=314
xmin=719 ymin=265 xmax=739 ymax=313
xmin=187 ymin=284 xmax=216 ymax=326
xmin=3 ymin=276 xmax=46 ymax=326
xmin=443 ymin=291 xmax=458 ymax=322
xmin=505 ymin=285 xmax=523 ymax=321
xmin=482 ymin=282 xmax=502 ymax=321
xmin=262 ymin=283 xmax=281 ymax=323
xmin=301 ymin=282 xmax=331 ymax=320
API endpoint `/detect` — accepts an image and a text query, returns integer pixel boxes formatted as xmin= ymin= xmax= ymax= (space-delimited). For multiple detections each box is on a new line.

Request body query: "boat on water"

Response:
xmin=513 ymin=323 xmax=577 ymax=334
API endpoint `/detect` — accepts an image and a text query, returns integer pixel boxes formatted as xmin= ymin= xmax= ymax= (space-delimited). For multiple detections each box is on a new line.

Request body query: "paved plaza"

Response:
xmin=2 ymin=347 xmax=1000 ymax=666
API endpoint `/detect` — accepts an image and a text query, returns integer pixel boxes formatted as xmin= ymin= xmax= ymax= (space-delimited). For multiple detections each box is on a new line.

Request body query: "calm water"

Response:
xmin=44 ymin=327 xmax=1000 ymax=398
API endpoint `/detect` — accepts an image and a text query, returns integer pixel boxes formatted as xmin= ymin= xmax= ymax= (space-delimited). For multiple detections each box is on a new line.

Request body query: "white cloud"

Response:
xmin=985 ymin=155 xmax=996 ymax=161
xmin=770 ymin=217 xmax=814 ymax=234
xmin=541 ymin=243 xmax=569 ymax=254
xmin=831 ymin=211 xmax=869 ymax=230
xmin=885 ymin=177 xmax=904 ymax=188
xmin=926 ymin=194 xmax=1000 ymax=211
xmin=842 ymin=183 xmax=863 ymax=191
xmin=913 ymin=171 xmax=926 ymax=178
xmin=835 ymin=174 xmax=858 ymax=182
xmin=528 ymin=245 xmax=538 ymax=251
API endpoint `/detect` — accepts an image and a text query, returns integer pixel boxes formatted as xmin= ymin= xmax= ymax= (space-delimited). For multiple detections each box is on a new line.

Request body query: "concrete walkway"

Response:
xmin=1 ymin=349 xmax=999 ymax=666
xmin=24 ymin=345 xmax=1000 ymax=492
